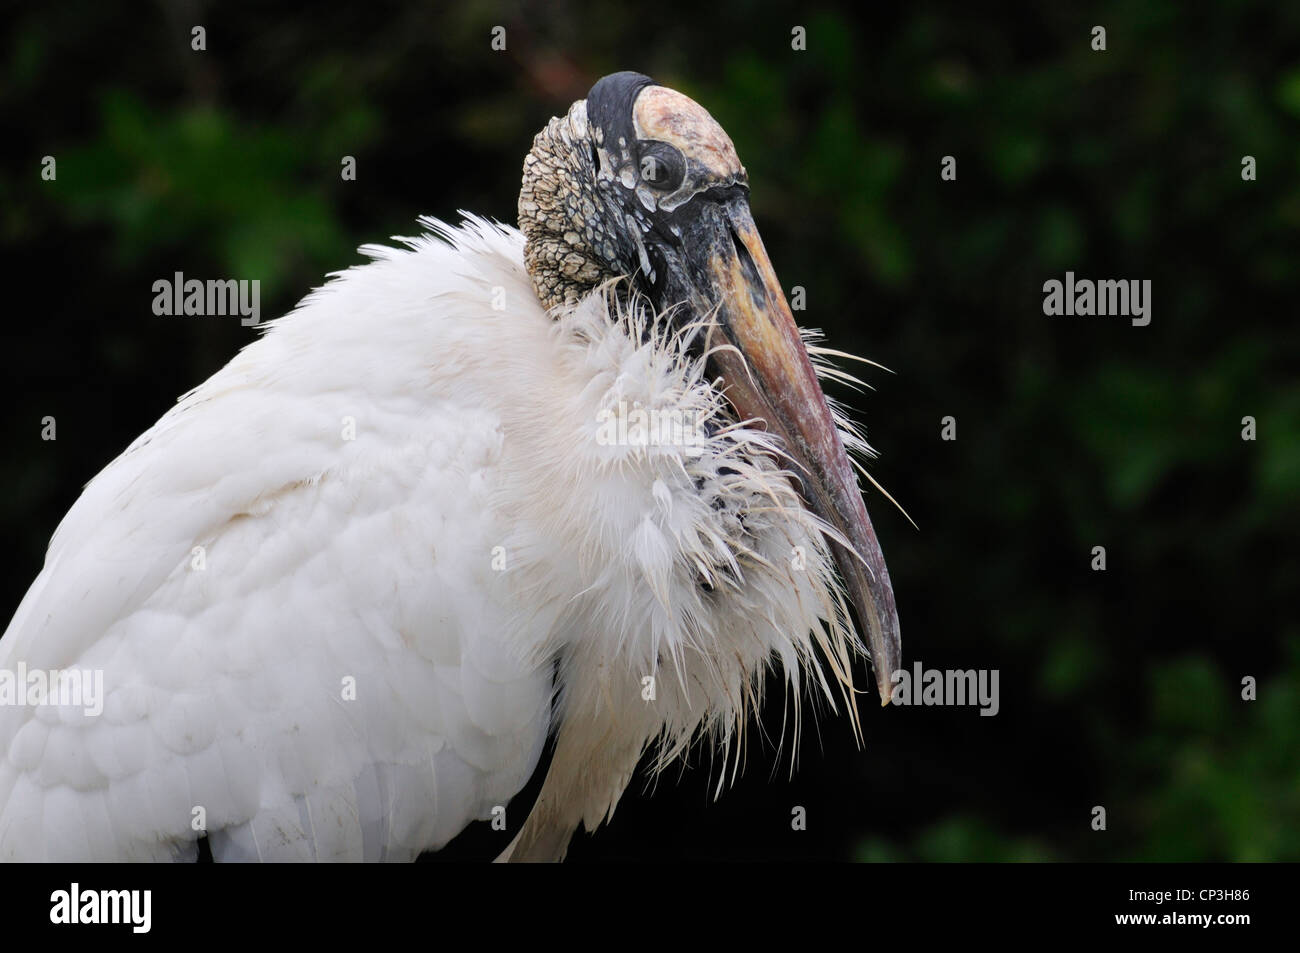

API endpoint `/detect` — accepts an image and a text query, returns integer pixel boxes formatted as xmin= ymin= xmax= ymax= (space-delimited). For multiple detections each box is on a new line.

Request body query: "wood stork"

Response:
xmin=0 ymin=71 xmax=901 ymax=862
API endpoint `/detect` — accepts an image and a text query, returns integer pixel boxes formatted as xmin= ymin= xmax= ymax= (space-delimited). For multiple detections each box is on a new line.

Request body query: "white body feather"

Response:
xmin=0 ymin=217 xmax=859 ymax=861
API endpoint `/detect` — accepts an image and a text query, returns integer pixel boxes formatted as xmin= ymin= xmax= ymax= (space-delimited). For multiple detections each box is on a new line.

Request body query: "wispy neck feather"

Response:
xmin=497 ymin=281 xmax=865 ymax=860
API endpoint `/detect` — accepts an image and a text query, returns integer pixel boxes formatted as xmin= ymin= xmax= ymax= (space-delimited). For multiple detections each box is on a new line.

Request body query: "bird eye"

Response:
xmin=638 ymin=142 xmax=685 ymax=191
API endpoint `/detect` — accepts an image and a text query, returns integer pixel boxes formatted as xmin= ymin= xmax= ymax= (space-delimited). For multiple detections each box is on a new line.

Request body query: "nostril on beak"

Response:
xmin=727 ymin=221 xmax=760 ymax=287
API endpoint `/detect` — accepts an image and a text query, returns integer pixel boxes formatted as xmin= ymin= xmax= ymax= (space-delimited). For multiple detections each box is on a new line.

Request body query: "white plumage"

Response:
xmin=0 ymin=217 xmax=859 ymax=861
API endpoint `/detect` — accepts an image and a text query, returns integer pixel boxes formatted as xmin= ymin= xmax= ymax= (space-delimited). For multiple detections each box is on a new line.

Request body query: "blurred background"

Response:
xmin=1 ymin=0 xmax=1297 ymax=861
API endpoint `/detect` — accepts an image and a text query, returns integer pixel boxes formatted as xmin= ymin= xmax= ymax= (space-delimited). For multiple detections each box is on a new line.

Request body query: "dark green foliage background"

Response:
xmin=1 ymin=1 xmax=1296 ymax=860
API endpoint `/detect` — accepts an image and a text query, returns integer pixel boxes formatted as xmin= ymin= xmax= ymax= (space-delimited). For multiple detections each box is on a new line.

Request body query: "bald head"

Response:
xmin=583 ymin=72 xmax=748 ymax=216
xmin=518 ymin=71 xmax=751 ymax=308
xmin=633 ymin=85 xmax=743 ymax=182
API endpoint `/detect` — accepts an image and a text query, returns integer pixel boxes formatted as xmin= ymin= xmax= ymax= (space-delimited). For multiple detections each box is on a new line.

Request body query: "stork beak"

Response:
xmin=684 ymin=195 xmax=901 ymax=704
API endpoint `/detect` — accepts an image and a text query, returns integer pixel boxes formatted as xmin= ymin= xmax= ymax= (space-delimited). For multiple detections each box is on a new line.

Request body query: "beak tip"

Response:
xmin=875 ymin=660 xmax=897 ymax=706
xmin=699 ymin=200 xmax=905 ymax=718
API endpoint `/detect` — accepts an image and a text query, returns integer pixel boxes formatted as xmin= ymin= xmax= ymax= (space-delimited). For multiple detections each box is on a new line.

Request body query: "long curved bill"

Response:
xmin=691 ymin=194 xmax=901 ymax=704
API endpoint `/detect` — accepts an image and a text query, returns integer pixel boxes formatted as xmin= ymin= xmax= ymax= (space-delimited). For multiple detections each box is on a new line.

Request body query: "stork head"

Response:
xmin=519 ymin=71 xmax=901 ymax=704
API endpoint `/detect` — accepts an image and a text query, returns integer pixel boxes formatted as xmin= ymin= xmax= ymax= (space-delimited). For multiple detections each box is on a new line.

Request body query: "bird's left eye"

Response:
xmin=638 ymin=143 xmax=685 ymax=191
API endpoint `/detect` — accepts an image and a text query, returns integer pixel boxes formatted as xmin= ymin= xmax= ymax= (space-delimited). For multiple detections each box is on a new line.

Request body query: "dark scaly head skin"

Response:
xmin=518 ymin=102 xmax=611 ymax=310
xmin=517 ymin=72 xmax=902 ymax=704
